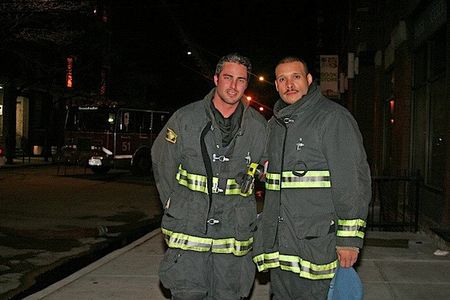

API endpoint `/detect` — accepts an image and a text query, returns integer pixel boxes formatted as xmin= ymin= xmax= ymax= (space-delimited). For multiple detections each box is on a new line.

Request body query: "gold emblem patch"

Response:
xmin=165 ymin=128 xmax=177 ymax=144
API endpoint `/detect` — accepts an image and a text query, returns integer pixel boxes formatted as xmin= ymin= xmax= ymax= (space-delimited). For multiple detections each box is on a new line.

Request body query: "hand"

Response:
xmin=336 ymin=248 xmax=359 ymax=268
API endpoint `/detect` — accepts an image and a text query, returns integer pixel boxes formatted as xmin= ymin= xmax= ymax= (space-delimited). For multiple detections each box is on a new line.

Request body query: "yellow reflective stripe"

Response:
xmin=162 ymin=227 xmax=212 ymax=252
xmin=337 ymin=219 xmax=366 ymax=239
xmin=225 ymin=178 xmax=253 ymax=196
xmin=282 ymin=171 xmax=331 ymax=188
xmin=212 ymin=237 xmax=253 ymax=256
xmin=176 ymin=165 xmax=212 ymax=193
xmin=253 ymin=251 xmax=337 ymax=280
xmin=265 ymin=171 xmax=331 ymax=190
xmin=162 ymin=228 xmax=253 ymax=256
xmin=253 ymin=251 xmax=280 ymax=269
xmin=176 ymin=165 xmax=253 ymax=197
xmin=265 ymin=173 xmax=281 ymax=191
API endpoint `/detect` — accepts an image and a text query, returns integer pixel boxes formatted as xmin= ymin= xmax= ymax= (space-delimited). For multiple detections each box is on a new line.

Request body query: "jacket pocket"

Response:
xmin=295 ymin=213 xmax=335 ymax=240
xmin=234 ymin=200 xmax=257 ymax=241
xmin=294 ymin=213 xmax=337 ymax=264
xmin=161 ymin=190 xmax=188 ymax=232
xmin=159 ymin=248 xmax=182 ymax=289
xmin=252 ymin=212 xmax=264 ymax=257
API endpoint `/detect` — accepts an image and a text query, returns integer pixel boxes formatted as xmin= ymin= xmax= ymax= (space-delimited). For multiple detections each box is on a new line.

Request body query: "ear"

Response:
xmin=214 ymin=74 xmax=219 ymax=86
xmin=275 ymin=80 xmax=279 ymax=92
xmin=307 ymin=73 xmax=313 ymax=85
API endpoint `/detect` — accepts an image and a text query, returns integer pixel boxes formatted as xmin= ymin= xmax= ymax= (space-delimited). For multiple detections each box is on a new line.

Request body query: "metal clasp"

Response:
xmin=207 ymin=218 xmax=220 ymax=225
xmin=284 ymin=117 xmax=294 ymax=124
xmin=211 ymin=181 xmax=224 ymax=193
xmin=213 ymin=154 xmax=230 ymax=162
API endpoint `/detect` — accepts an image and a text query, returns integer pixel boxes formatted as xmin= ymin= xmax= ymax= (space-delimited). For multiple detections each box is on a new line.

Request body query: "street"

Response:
xmin=0 ymin=165 xmax=162 ymax=299
xmin=2 ymin=165 xmax=450 ymax=300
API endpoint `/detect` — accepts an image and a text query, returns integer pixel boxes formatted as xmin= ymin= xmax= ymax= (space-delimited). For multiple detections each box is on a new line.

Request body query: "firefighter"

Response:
xmin=151 ymin=53 xmax=267 ymax=300
xmin=253 ymin=57 xmax=371 ymax=299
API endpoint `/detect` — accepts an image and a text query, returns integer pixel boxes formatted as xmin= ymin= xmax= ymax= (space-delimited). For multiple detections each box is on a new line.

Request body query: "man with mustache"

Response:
xmin=152 ymin=53 xmax=267 ymax=299
xmin=253 ymin=57 xmax=371 ymax=299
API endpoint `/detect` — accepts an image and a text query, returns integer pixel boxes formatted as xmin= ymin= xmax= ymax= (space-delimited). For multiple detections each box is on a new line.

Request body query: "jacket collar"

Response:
xmin=202 ymin=88 xmax=250 ymax=135
xmin=273 ymin=81 xmax=321 ymax=119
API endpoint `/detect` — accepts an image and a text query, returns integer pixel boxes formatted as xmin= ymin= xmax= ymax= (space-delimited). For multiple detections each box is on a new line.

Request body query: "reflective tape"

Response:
xmin=176 ymin=165 xmax=253 ymax=196
xmin=176 ymin=166 xmax=212 ymax=193
xmin=253 ymin=251 xmax=337 ymax=280
xmin=225 ymin=178 xmax=253 ymax=197
xmin=265 ymin=170 xmax=331 ymax=190
xmin=337 ymin=219 xmax=366 ymax=239
xmin=162 ymin=227 xmax=253 ymax=256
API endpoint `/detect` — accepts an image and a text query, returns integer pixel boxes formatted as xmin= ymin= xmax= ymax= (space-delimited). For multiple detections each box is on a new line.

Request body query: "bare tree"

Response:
xmin=0 ymin=0 xmax=108 ymax=163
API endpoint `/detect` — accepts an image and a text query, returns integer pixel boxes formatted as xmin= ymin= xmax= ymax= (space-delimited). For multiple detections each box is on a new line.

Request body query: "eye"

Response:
xmin=238 ymin=78 xmax=247 ymax=83
xmin=223 ymin=75 xmax=232 ymax=80
xmin=277 ymin=77 xmax=285 ymax=83
xmin=294 ymin=74 xmax=302 ymax=79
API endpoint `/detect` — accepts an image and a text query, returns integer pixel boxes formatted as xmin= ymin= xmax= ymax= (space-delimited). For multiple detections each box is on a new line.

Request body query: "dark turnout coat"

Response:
xmin=152 ymin=88 xmax=267 ymax=256
xmin=253 ymin=83 xmax=371 ymax=280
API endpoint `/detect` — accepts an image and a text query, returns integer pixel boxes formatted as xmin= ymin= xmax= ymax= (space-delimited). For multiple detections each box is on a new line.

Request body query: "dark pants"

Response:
xmin=270 ymin=268 xmax=331 ymax=300
xmin=159 ymin=249 xmax=255 ymax=300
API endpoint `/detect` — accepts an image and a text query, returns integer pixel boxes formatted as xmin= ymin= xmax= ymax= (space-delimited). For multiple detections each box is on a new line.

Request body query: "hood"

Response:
xmin=273 ymin=81 xmax=321 ymax=119
xmin=202 ymin=87 xmax=251 ymax=134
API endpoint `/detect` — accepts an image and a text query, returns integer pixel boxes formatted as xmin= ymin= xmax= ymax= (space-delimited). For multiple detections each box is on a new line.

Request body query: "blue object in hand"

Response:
xmin=327 ymin=267 xmax=363 ymax=300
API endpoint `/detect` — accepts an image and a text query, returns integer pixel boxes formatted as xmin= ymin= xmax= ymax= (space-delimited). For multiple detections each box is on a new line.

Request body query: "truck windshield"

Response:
xmin=65 ymin=107 xmax=115 ymax=132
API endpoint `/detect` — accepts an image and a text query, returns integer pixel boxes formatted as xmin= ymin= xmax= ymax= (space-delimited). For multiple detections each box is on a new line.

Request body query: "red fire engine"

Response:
xmin=61 ymin=106 xmax=169 ymax=175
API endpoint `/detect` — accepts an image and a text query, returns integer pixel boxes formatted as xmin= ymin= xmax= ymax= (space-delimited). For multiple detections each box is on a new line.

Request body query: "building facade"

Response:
xmin=343 ymin=0 xmax=449 ymax=231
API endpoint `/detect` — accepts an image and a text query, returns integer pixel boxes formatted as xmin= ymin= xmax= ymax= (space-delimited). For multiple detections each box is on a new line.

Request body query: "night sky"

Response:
xmin=108 ymin=0 xmax=344 ymax=111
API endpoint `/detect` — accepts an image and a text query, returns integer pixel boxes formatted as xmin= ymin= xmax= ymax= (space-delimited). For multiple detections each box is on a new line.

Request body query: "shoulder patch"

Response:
xmin=165 ymin=128 xmax=177 ymax=144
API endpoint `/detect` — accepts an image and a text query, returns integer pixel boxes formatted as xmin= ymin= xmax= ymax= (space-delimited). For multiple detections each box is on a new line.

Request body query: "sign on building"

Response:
xmin=320 ymin=55 xmax=339 ymax=99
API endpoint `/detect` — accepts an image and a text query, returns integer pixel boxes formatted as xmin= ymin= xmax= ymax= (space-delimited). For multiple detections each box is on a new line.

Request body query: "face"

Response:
xmin=275 ymin=61 xmax=313 ymax=105
xmin=213 ymin=62 xmax=248 ymax=107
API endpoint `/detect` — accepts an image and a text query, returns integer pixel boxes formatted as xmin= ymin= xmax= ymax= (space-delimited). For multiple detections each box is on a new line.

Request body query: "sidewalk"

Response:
xmin=24 ymin=230 xmax=450 ymax=300
xmin=0 ymin=156 xmax=53 ymax=169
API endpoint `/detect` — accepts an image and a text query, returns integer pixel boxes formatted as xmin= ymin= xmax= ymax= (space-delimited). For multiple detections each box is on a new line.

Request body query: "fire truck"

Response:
xmin=61 ymin=106 xmax=169 ymax=175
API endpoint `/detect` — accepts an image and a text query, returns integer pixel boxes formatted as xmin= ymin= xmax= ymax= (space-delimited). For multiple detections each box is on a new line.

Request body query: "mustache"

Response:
xmin=284 ymin=89 xmax=298 ymax=95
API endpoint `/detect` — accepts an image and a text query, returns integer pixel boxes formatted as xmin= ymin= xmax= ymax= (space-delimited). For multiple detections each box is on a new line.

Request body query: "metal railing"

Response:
xmin=367 ymin=172 xmax=421 ymax=232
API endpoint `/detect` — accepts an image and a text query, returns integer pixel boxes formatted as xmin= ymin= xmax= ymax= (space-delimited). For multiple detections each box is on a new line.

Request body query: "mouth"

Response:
xmin=226 ymin=89 xmax=238 ymax=97
xmin=285 ymin=90 xmax=298 ymax=96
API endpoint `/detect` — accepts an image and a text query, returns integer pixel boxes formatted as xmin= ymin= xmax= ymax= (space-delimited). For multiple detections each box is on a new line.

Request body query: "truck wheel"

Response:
xmin=131 ymin=152 xmax=151 ymax=176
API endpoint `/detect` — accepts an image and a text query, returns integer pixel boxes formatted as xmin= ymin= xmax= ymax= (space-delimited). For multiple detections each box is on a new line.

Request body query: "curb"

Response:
xmin=5 ymin=217 xmax=161 ymax=300
xmin=23 ymin=228 xmax=161 ymax=300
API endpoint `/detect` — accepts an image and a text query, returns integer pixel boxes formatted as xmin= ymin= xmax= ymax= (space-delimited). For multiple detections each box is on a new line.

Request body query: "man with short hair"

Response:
xmin=253 ymin=57 xmax=371 ymax=299
xmin=152 ymin=53 xmax=267 ymax=299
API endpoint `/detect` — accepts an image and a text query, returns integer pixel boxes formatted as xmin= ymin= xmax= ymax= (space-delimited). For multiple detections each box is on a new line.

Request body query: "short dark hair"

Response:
xmin=276 ymin=56 xmax=309 ymax=74
xmin=215 ymin=53 xmax=252 ymax=78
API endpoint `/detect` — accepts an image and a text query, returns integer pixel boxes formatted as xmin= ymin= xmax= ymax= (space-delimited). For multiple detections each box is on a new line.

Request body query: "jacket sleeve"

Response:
xmin=151 ymin=110 xmax=183 ymax=207
xmin=253 ymin=116 xmax=269 ymax=182
xmin=321 ymin=109 xmax=371 ymax=249
xmin=260 ymin=119 xmax=272 ymax=164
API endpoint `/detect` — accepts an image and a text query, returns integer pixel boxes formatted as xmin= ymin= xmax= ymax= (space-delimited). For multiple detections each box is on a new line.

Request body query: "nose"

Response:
xmin=231 ymin=78 xmax=238 ymax=89
xmin=285 ymin=78 xmax=294 ymax=89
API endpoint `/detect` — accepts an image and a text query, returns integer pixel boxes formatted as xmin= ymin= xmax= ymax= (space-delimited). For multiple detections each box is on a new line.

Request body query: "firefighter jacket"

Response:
xmin=152 ymin=88 xmax=267 ymax=257
xmin=253 ymin=82 xmax=371 ymax=280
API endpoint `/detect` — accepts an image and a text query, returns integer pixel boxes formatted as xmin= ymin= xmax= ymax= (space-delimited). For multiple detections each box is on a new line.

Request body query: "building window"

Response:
xmin=428 ymin=76 xmax=446 ymax=188
xmin=412 ymin=27 xmax=446 ymax=190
